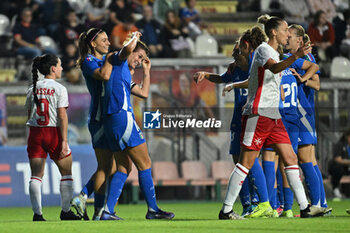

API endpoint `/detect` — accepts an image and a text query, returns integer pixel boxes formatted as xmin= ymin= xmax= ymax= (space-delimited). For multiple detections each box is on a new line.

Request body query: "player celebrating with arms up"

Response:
xmin=25 ymin=54 xmax=81 ymax=221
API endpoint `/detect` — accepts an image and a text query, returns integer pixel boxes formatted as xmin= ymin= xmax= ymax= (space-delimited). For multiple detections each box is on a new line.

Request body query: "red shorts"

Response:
xmin=240 ymin=115 xmax=291 ymax=151
xmin=27 ymin=127 xmax=71 ymax=161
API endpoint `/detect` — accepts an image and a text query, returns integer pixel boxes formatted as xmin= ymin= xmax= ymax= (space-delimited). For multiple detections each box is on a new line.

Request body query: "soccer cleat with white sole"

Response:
xmin=71 ymin=195 xmax=86 ymax=217
xmin=281 ymin=209 xmax=294 ymax=218
xmin=245 ymin=202 xmax=273 ymax=218
xmin=219 ymin=210 xmax=244 ymax=220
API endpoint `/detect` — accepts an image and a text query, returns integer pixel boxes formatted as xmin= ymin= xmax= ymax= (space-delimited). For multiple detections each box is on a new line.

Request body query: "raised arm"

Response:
xmin=119 ymin=32 xmax=142 ymax=61
xmin=193 ymin=71 xmax=224 ymax=84
xmin=131 ymin=57 xmax=151 ymax=99
xmin=266 ymin=44 xmax=312 ymax=74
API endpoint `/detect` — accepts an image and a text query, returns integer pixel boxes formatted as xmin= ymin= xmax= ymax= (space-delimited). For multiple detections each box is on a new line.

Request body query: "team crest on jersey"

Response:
xmin=86 ymin=56 xmax=94 ymax=62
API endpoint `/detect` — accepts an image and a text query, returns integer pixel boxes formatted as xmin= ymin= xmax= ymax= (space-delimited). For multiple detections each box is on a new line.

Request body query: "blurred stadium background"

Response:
xmin=0 ymin=0 xmax=350 ymax=207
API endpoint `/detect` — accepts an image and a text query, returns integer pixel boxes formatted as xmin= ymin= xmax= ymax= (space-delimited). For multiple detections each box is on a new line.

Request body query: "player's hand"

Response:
xmin=60 ymin=141 xmax=70 ymax=159
xmin=289 ymin=68 xmax=303 ymax=82
xmin=133 ymin=31 xmax=142 ymax=40
xmin=227 ymin=62 xmax=236 ymax=74
xmin=295 ymin=43 xmax=313 ymax=58
xmin=106 ymin=52 xmax=115 ymax=64
xmin=193 ymin=72 xmax=208 ymax=84
xmin=222 ymin=84 xmax=234 ymax=96
xmin=142 ymin=57 xmax=151 ymax=72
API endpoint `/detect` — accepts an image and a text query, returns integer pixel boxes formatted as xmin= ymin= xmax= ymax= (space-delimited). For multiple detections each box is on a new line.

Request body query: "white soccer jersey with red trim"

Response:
xmin=25 ymin=79 xmax=69 ymax=127
xmin=243 ymin=42 xmax=282 ymax=119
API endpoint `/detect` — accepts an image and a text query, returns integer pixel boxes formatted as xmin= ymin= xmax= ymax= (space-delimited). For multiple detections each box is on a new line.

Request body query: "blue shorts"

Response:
xmin=104 ymin=110 xmax=146 ymax=152
xmin=298 ymin=112 xmax=317 ymax=146
xmin=282 ymin=117 xmax=300 ymax=154
xmin=88 ymin=120 xmax=109 ymax=149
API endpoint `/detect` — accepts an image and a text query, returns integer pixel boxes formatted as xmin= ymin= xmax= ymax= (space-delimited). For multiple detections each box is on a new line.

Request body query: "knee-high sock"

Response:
xmin=239 ymin=177 xmax=251 ymax=208
xmin=314 ymin=165 xmax=328 ymax=207
xmin=104 ymin=171 xmax=127 ymax=213
xmin=300 ymin=162 xmax=320 ymax=206
xmin=139 ymin=168 xmax=159 ymax=212
xmin=285 ymin=165 xmax=308 ymax=210
xmin=250 ymin=158 xmax=269 ymax=203
xmin=222 ymin=163 xmax=248 ymax=213
xmin=81 ymin=176 xmax=94 ymax=199
xmin=30 ymin=176 xmax=42 ymax=215
xmin=60 ymin=175 xmax=73 ymax=212
xmin=262 ymin=160 xmax=275 ymax=205
xmin=283 ymin=187 xmax=294 ymax=211
xmin=270 ymin=188 xmax=278 ymax=209
xmin=94 ymin=193 xmax=105 ymax=217
xmin=276 ymin=168 xmax=284 ymax=207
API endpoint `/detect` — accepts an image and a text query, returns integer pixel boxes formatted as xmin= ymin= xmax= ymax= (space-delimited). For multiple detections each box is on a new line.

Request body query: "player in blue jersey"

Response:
xmin=74 ymin=28 xmax=116 ymax=220
xmin=285 ymin=24 xmax=332 ymax=215
xmin=72 ymin=54 xmax=151 ymax=220
xmin=100 ymin=31 xmax=174 ymax=220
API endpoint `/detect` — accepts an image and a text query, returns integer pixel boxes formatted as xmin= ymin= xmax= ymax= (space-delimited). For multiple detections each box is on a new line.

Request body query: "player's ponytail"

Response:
xmin=249 ymin=26 xmax=267 ymax=50
xmin=77 ymin=28 xmax=104 ymax=67
xmin=257 ymin=14 xmax=284 ymax=39
xmin=32 ymin=56 xmax=41 ymax=105
xmin=31 ymin=54 xmax=59 ymax=105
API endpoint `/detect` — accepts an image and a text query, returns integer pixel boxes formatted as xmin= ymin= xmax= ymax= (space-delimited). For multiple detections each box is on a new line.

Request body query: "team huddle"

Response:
xmin=25 ymin=14 xmax=330 ymax=221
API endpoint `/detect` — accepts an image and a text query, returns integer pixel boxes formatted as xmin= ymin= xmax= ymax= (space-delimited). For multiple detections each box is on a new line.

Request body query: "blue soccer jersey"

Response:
xmin=222 ymin=52 xmax=253 ymax=155
xmin=82 ymin=54 xmax=106 ymax=123
xmin=81 ymin=54 xmax=109 ymax=149
xmin=102 ymin=52 xmax=145 ymax=152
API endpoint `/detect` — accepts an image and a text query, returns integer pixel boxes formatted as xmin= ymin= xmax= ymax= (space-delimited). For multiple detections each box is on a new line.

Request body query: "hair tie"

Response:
xmin=89 ymin=29 xmax=102 ymax=44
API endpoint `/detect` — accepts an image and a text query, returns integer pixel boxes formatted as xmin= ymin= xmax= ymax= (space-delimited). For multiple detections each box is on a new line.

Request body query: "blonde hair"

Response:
xmin=289 ymin=24 xmax=310 ymax=45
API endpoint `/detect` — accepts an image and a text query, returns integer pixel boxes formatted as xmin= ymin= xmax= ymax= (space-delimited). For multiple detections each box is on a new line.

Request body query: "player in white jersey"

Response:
xmin=219 ymin=15 xmax=323 ymax=218
xmin=25 ymin=54 xmax=80 ymax=221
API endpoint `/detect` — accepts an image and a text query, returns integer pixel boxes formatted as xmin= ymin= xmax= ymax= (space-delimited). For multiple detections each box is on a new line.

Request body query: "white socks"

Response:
xmin=60 ymin=175 xmax=73 ymax=212
xmin=285 ymin=165 xmax=308 ymax=210
xmin=29 ymin=176 xmax=42 ymax=215
xmin=222 ymin=163 xmax=249 ymax=213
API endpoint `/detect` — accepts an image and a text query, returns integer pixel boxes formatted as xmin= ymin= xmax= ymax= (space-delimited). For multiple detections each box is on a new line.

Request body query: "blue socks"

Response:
xmin=270 ymin=188 xmax=278 ymax=209
xmin=94 ymin=193 xmax=105 ymax=215
xmin=105 ymin=171 xmax=128 ymax=213
xmin=300 ymin=162 xmax=320 ymax=206
xmin=276 ymin=168 xmax=284 ymax=208
xmin=283 ymin=187 xmax=294 ymax=211
xmin=82 ymin=176 xmax=94 ymax=197
xmin=249 ymin=175 xmax=259 ymax=204
xmin=262 ymin=160 xmax=275 ymax=205
xmin=314 ymin=165 xmax=327 ymax=207
xmin=239 ymin=177 xmax=251 ymax=208
xmin=139 ymin=168 xmax=159 ymax=212
xmin=249 ymin=158 xmax=269 ymax=203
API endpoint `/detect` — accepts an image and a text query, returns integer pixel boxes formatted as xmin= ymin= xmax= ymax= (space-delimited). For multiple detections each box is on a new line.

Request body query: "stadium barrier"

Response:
xmin=0 ymin=145 xmax=96 ymax=207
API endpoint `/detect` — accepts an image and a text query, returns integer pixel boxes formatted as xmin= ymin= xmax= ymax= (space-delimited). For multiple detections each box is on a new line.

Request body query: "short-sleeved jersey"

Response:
xmin=284 ymin=52 xmax=316 ymax=116
xmin=81 ymin=54 xmax=105 ymax=123
xmin=103 ymin=52 xmax=133 ymax=115
xmin=25 ymin=79 xmax=68 ymax=127
xmin=243 ymin=42 xmax=282 ymax=119
xmin=281 ymin=56 xmax=304 ymax=119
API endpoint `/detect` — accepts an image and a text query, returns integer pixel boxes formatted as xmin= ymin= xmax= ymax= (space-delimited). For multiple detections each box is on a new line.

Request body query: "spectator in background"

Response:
xmin=57 ymin=9 xmax=85 ymax=52
xmin=280 ymin=0 xmax=310 ymax=29
xmin=306 ymin=0 xmax=336 ymax=22
xmin=160 ymin=10 xmax=191 ymax=58
xmin=334 ymin=9 xmax=350 ymax=59
xmin=136 ymin=5 xmax=163 ymax=57
xmin=40 ymin=0 xmax=71 ymax=37
xmin=328 ymin=128 xmax=350 ymax=198
xmin=110 ymin=15 xmax=138 ymax=50
xmin=180 ymin=0 xmax=202 ymax=39
xmin=307 ymin=10 xmax=336 ymax=61
xmin=61 ymin=43 xmax=81 ymax=84
xmin=104 ymin=0 xmax=134 ymax=35
xmin=13 ymin=8 xmax=56 ymax=59
xmin=84 ymin=0 xmax=109 ymax=30
xmin=15 ymin=0 xmax=41 ymax=24
xmin=153 ymin=0 xmax=180 ymax=23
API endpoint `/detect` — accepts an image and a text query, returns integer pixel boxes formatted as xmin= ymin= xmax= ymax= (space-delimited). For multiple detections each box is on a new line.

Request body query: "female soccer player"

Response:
xmin=101 ymin=31 xmax=174 ymax=220
xmin=285 ymin=24 xmax=331 ymax=215
xmin=219 ymin=15 xmax=323 ymax=219
xmin=26 ymin=54 xmax=81 ymax=221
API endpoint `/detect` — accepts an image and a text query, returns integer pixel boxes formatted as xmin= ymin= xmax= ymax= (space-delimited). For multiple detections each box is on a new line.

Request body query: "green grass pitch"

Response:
xmin=1 ymin=200 xmax=350 ymax=233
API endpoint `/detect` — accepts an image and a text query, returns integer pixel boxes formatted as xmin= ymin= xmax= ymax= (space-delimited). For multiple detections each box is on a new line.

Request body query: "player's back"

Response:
xmin=26 ymin=79 xmax=68 ymax=127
